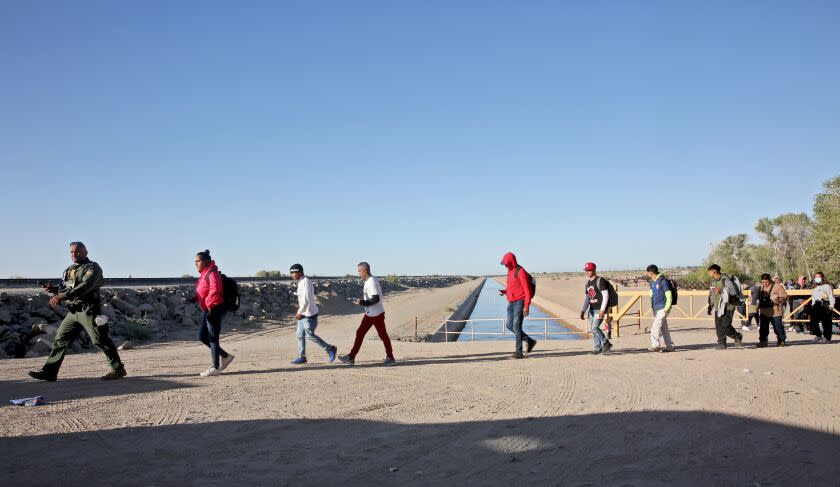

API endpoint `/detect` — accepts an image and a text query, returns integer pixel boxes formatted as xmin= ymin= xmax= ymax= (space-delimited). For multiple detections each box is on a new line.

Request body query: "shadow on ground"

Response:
xmin=0 ymin=376 xmax=198 ymax=405
xmin=1 ymin=411 xmax=836 ymax=486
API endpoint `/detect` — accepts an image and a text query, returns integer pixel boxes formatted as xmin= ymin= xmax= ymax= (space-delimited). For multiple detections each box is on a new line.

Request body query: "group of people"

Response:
xmin=740 ymin=273 xmax=837 ymax=342
xmin=27 ymin=243 xmax=397 ymax=381
xmin=23 ymin=243 xmax=839 ymax=382
xmin=501 ymin=256 xmax=836 ymax=356
xmin=177 ymin=252 xmax=399 ymax=377
xmin=710 ymin=266 xmax=837 ymax=348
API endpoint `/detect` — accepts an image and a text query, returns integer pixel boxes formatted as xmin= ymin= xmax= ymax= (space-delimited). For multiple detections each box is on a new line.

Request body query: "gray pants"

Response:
xmin=296 ymin=314 xmax=331 ymax=357
xmin=650 ymin=309 xmax=674 ymax=348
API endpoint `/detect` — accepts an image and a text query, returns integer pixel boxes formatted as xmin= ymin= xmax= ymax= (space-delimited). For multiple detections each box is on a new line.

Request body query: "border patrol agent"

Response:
xmin=28 ymin=242 xmax=127 ymax=381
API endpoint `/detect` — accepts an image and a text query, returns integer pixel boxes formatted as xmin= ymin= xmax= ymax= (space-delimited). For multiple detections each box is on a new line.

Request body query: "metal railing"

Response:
xmin=612 ymin=289 xmax=840 ymax=336
xmin=439 ymin=317 xmax=587 ymax=342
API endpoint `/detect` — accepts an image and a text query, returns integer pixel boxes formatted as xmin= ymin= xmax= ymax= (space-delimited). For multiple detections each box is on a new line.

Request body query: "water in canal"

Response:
xmin=456 ymin=278 xmax=581 ymax=341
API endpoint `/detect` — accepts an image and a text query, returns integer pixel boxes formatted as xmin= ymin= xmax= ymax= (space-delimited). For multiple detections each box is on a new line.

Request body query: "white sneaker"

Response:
xmin=787 ymin=326 xmax=795 ymax=332
xmin=200 ymin=367 xmax=221 ymax=377
xmin=220 ymin=354 xmax=235 ymax=371
xmin=817 ymin=337 xmax=828 ymax=344
xmin=741 ymin=326 xmax=750 ymax=331
xmin=813 ymin=337 xmax=822 ymax=343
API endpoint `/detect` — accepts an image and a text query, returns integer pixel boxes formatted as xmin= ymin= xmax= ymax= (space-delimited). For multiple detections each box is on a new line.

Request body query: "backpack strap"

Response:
xmin=598 ymin=276 xmax=609 ymax=290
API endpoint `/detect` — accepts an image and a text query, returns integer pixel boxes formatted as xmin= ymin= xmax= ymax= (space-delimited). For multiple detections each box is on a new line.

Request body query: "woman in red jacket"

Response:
xmin=194 ymin=250 xmax=234 ymax=376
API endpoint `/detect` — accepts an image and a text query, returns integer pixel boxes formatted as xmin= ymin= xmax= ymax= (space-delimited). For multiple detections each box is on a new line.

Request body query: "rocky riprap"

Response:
xmin=0 ymin=276 xmax=466 ymax=359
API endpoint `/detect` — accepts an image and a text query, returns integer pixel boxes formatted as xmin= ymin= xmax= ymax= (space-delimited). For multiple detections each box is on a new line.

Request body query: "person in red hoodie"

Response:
xmin=193 ymin=250 xmax=234 ymax=377
xmin=499 ymin=252 xmax=537 ymax=359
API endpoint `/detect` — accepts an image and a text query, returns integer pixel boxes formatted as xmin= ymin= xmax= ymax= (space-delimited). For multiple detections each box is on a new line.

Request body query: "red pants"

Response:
xmin=349 ymin=312 xmax=393 ymax=359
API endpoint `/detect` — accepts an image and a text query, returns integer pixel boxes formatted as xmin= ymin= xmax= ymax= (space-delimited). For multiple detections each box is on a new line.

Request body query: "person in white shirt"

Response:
xmin=338 ymin=262 xmax=395 ymax=366
xmin=809 ymin=272 xmax=836 ymax=343
xmin=289 ymin=264 xmax=336 ymax=364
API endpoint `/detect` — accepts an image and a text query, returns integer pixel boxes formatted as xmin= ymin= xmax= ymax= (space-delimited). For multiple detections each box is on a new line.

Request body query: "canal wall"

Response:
xmin=428 ymin=278 xmax=486 ymax=342
xmin=493 ymin=277 xmax=588 ymax=336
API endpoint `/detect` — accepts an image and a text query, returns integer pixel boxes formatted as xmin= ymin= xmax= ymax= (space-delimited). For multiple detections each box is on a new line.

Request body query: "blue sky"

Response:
xmin=1 ymin=1 xmax=838 ymax=277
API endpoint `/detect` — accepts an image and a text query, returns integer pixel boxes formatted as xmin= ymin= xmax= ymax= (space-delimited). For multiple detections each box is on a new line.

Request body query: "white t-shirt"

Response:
xmin=362 ymin=276 xmax=385 ymax=317
xmin=297 ymin=276 xmax=319 ymax=317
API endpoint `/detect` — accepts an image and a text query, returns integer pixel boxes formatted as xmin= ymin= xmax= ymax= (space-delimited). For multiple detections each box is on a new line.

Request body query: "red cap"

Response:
xmin=584 ymin=262 xmax=596 ymax=271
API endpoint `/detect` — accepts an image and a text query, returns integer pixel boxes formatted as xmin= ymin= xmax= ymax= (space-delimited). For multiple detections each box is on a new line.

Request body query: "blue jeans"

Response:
xmin=296 ymin=314 xmax=331 ymax=357
xmin=589 ymin=309 xmax=610 ymax=351
xmin=758 ymin=313 xmax=787 ymax=343
xmin=505 ymin=299 xmax=531 ymax=353
xmin=200 ymin=308 xmax=229 ymax=369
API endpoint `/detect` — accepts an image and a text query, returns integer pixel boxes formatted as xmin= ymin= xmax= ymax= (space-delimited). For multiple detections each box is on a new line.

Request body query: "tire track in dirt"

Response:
xmin=609 ymin=368 xmax=642 ymax=413
xmin=544 ymin=365 xmax=577 ymax=417
xmin=342 ymin=364 xmax=535 ymax=484
xmin=154 ymin=390 xmax=187 ymax=426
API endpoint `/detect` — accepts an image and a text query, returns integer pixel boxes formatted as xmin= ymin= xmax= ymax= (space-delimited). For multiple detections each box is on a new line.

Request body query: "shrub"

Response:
xmin=255 ymin=270 xmax=284 ymax=279
xmin=116 ymin=318 xmax=154 ymax=341
xmin=385 ymin=274 xmax=400 ymax=285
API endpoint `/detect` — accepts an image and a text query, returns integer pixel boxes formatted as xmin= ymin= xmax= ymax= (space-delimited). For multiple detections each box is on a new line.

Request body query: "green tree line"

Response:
xmin=688 ymin=175 xmax=839 ymax=283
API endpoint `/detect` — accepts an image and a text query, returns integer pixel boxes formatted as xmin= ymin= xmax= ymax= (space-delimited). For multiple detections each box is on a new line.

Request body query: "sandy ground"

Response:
xmin=1 ymin=278 xmax=839 ymax=486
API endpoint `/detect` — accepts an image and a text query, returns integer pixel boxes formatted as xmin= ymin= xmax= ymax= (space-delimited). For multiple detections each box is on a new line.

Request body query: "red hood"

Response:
xmin=501 ymin=252 xmax=518 ymax=270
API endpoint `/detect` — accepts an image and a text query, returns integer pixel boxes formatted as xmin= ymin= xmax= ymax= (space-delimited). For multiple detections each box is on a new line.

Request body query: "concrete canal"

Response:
xmin=438 ymin=278 xmax=581 ymax=342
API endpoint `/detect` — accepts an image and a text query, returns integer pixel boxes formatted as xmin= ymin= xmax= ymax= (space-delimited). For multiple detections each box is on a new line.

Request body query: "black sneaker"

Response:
xmin=589 ymin=350 xmax=602 ymax=355
xmin=601 ymin=342 xmax=613 ymax=354
xmin=101 ymin=366 xmax=127 ymax=381
xmin=756 ymin=341 xmax=768 ymax=348
xmin=28 ymin=370 xmax=57 ymax=382
xmin=734 ymin=335 xmax=743 ymax=346
xmin=337 ymin=354 xmax=355 ymax=366
xmin=714 ymin=343 xmax=727 ymax=350
xmin=526 ymin=338 xmax=537 ymax=354
xmin=511 ymin=351 xmax=524 ymax=359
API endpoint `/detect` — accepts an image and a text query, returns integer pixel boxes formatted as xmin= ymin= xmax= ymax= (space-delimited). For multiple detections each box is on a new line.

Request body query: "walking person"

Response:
xmin=756 ymin=273 xmax=788 ymax=347
xmin=707 ymin=264 xmax=744 ymax=349
xmin=579 ymin=262 xmax=614 ymax=355
xmin=646 ymin=265 xmax=675 ymax=352
xmin=787 ymin=277 xmax=805 ymax=333
xmin=289 ymin=264 xmax=337 ymax=365
xmin=28 ymin=242 xmax=126 ymax=381
xmin=338 ymin=262 xmax=396 ymax=366
xmin=809 ymin=272 xmax=836 ymax=343
xmin=742 ymin=281 xmax=761 ymax=331
xmin=498 ymin=252 xmax=537 ymax=359
xmin=194 ymin=250 xmax=234 ymax=377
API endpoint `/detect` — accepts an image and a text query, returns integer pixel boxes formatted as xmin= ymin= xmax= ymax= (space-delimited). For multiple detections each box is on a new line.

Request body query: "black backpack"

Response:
xmin=220 ymin=273 xmax=241 ymax=312
xmin=665 ymin=278 xmax=679 ymax=305
xmin=597 ymin=277 xmax=619 ymax=307
xmin=515 ymin=267 xmax=537 ymax=297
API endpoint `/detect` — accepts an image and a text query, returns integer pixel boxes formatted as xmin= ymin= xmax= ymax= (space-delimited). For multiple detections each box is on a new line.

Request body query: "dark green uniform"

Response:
xmin=41 ymin=258 xmax=123 ymax=376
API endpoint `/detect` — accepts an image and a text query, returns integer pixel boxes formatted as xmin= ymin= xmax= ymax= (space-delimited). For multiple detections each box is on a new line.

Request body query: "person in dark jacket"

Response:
xmin=28 ymin=242 xmax=126 ymax=382
xmin=499 ymin=252 xmax=537 ymax=359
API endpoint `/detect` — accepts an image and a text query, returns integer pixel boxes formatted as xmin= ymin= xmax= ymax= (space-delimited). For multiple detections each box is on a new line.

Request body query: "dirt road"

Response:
xmin=1 ymin=281 xmax=838 ymax=486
